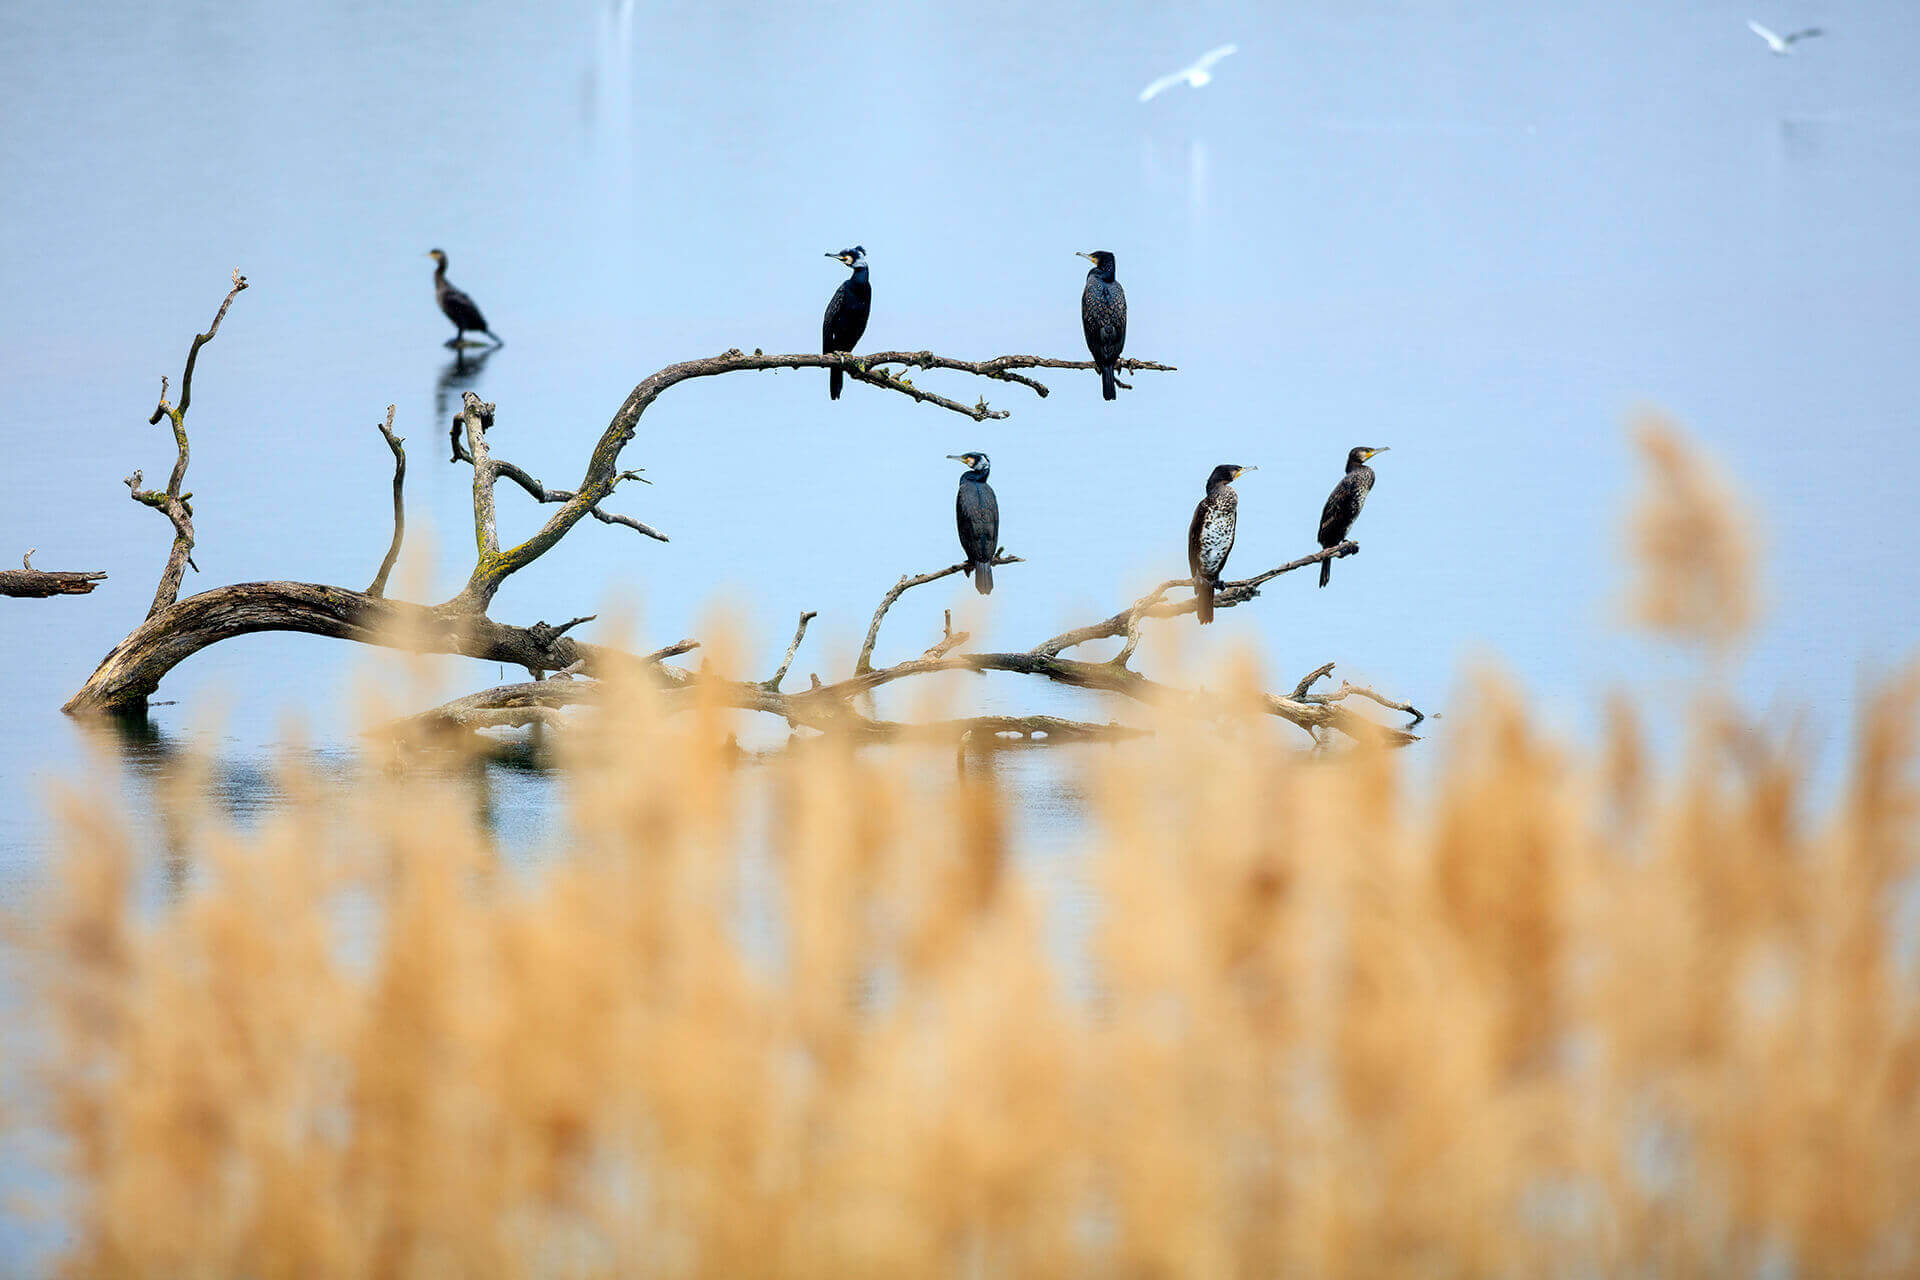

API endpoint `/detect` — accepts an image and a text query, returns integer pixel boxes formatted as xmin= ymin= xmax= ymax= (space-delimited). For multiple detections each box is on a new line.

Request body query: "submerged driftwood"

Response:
xmin=1 ymin=550 xmax=105 ymax=598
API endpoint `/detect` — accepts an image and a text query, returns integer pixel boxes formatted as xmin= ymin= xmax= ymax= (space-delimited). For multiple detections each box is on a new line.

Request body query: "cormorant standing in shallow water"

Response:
xmin=427 ymin=250 xmax=501 ymax=348
xmin=1078 ymin=250 xmax=1127 ymax=400
xmin=1318 ymin=447 xmax=1388 ymax=587
xmin=949 ymin=452 xmax=999 ymax=594
xmin=823 ymin=246 xmax=871 ymax=400
xmin=1189 ymin=464 xmax=1253 ymax=623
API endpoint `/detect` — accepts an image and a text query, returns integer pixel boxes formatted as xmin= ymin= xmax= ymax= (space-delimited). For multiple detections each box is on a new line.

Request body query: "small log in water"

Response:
xmin=0 ymin=549 xmax=105 ymax=598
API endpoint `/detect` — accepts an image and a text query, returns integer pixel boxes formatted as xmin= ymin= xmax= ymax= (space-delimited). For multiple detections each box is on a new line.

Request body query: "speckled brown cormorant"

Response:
xmin=1189 ymin=464 xmax=1253 ymax=623
xmin=1077 ymin=250 xmax=1127 ymax=400
xmin=948 ymin=452 xmax=999 ymax=594
xmin=427 ymin=249 xmax=501 ymax=348
xmin=1317 ymin=447 xmax=1387 ymax=587
xmin=822 ymin=246 xmax=871 ymax=400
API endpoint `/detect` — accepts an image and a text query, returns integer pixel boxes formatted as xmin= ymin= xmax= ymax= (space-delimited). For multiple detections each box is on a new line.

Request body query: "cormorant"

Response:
xmin=948 ymin=452 xmax=999 ymax=595
xmin=1078 ymin=250 xmax=1127 ymax=400
xmin=1188 ymin=464 xmax=1253 ymax=624
xmin=822 ymin=245 xmax=871 ymax=400
xmin=427 ymin=249 xmax=501 ymax=348
xmin=1317 ymin=447 xmax=1388 ymax=587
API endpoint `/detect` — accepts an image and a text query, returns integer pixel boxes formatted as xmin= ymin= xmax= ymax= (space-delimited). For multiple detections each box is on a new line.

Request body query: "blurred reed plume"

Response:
xmin=1625 ymin=413 xmax=1761 ymax=648
xmin=26 ymin=651 xmax=1920 ymax=1276
xmin=19 ymin=424 xmax=1916 ymax=1276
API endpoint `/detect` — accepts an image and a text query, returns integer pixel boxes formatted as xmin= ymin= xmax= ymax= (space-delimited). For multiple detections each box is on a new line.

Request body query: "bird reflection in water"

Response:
xmin=435 ymin=343 xmax=497 ymax=425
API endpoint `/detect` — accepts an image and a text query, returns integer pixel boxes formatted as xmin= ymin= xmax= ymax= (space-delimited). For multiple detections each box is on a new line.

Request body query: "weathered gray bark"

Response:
xmin=396 ymin=548 xmax=1427 ymax=749
xmin=366 ymin=406 xmax=405 ymax=598
xmin=62 ymin=582 xmax=645 ymax=715
xmin=1 ymin=550 xmax=106 ymax=598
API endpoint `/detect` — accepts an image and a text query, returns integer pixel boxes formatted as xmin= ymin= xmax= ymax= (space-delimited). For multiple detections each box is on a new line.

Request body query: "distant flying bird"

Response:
xmin=1746 ymin=19 xmax=1824 ymax=54
xmin=1138 ymin=44 xmax=1238 ymax=103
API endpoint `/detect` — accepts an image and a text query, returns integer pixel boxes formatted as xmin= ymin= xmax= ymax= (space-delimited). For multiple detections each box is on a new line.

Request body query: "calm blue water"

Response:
xmin=3 ymin=0 xmax=1919 ymax=1266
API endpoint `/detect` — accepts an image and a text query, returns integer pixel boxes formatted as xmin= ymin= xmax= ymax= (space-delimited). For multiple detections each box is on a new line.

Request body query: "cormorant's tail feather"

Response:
xmin=1196 ymin=578 xmax=1214 ymax=624
xmin=830 ymin=368 xmax=844 ymax=400
xmin=1319 ymin=556 xmax=1332 ymax=588
xmin=1101 ymin=364 xmax=1117 ymax=401
xmin=974 ymin=562 xmax=992 ymax=595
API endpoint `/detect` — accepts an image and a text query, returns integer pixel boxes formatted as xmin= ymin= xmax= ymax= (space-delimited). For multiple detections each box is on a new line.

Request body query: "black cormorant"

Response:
xmin=1188 ymin=464 xmax=1253 ymax=624
xmin=822 ymin=245 xmax=871 ymax=400
xmin=427 ymin=249 xmax=501 ymax=348
xmin=948 ymin=452 xmax=999 ymax=595
xmin=1077 ymin=250 xmax=1127 ymax=401
xmin=1317 ymin=447 xmax=1388 ymax=587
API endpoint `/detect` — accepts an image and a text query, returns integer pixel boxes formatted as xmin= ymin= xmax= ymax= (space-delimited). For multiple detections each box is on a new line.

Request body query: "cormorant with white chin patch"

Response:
xmin=822 ymin=245 xmax=871 ymax=400
xmin=1077 ymin=250 xmax=1127 ymax=400
xmin=948 ymin=452 xmax=999 ymax=595
xmin=1188 ymin=464 xmax=1253 ymax=624
xmin=427 ymin=249 xmax=501 ymax=348
xmin=1317 ymin=447 xmax=1388 ymax=587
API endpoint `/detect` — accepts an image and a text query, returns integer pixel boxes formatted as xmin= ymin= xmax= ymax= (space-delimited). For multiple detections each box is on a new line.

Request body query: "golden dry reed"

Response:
xmin=23 ymin=426 xmax=1920 ymax=1277
xmin=1625 ymin=413 xmax=1762 ymax=650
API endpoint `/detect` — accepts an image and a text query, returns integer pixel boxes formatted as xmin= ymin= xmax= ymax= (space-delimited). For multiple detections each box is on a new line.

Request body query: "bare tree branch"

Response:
xmin=1292 ymin=662 xmax=1338 ymax=699
xmin=389 ymin=677 xmax=1147 ymax=747
xmin=458 ymin=392 xmax=501 ymax=563
xmin=643 ymin=638 xmax=701 ymax=664
xmin=922 ymin=610 xmax=969 ymax=661
xmin=1 ymin=549 xmax=106 ymax=598
xmin=527 ymin=615 xmax=597 ymax=646
xmin=388 ymin=678 xmax=602 ymax=737
xmin=436 ymin=346 xmax=1172 ymax=614
xmin=765 ymin=611 xmax=818 ymax=691
xmin=855 ymin=553 xmax=1025 ymax=675
xmin=1297 ymin=669 xmax=1429 ymax=726
xmin=1033 ymin=542 xmax=1359 ymax=659
xmin=64 ymin=584 xmax=666 ymax=715
xmin=367 ymin=406 xmax=406 ymax=598
xmin=859 ymin=351 xmax=1177 ymax=399
xmin=450 ymin=437 xmax=667 ymax=544
xmin=132 ymin=269 xmax=247 ymax=619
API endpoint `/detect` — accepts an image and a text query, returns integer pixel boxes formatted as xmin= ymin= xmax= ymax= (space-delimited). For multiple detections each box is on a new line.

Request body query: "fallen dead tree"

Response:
xmin=64 ymin=272 xmax=1421 ymax=747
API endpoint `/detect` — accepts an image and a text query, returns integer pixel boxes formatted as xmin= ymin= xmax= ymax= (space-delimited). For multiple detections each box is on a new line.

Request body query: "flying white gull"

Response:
xmin=1747 ymin=19 xmax=1824 ymax=55
xmin=1138 ymin=44 xmax=1239 ymax=103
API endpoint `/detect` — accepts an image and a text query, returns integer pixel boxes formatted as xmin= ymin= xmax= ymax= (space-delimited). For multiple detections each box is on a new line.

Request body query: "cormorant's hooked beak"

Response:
xmin=1075 ymin=251 xmax=1095 ymax=262
xmin=1235 ymin=466 xmax=1258 ymax=479
xmin=826 ymin=252 xmax=853 ymax=265
xmin=1364 ymin=447 xmax=1389 ymax=460
xmin=946 ymin=453 xmax=977 ymax=466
